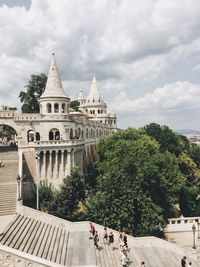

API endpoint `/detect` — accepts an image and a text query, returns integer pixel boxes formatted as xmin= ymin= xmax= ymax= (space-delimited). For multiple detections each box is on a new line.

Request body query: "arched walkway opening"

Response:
xmin=0 ymin=124 xmax=18 ymax=152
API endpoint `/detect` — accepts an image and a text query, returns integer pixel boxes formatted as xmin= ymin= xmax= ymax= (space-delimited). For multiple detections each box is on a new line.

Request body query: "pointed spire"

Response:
xmin=40 ymin=53 xmax=67 ymax=98
xmin=88 ymin=75 xmax=102 ymax=102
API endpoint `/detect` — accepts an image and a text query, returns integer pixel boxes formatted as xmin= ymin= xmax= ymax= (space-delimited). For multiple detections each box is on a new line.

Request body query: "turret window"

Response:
xmin=54 ymin=103 xmax=59 ymax=113
xmin=47 ymin=103 xmax=52 ymax=113
xmin=61 ymin=103 xmax=65 ymax=113
xmin=70 ymin=129 xmax=73 ymax=139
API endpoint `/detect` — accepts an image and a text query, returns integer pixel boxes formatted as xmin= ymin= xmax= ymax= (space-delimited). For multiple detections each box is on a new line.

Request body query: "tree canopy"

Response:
xmin=69 ymin=100 xmax=80 ymax=111
xmin=86 ymin=128 xmax=183 ymax=236
xmin=144 ymin=123 xmax=190 ymax=156
xmin=19 ymin=73 xmax=47 ymax=113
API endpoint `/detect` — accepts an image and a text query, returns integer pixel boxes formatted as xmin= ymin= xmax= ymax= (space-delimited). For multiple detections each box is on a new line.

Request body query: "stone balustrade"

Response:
xmin=0 ymin=244 xmax=66 ymax=267
xmin=165 ymin=216 xmax=200 ymax=232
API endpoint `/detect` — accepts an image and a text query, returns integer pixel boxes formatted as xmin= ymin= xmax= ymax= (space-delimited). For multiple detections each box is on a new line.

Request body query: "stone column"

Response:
xmin=55 ymin=151 xmax=59 ymax=179
xmin=60 ymin=150 xmax=64 ymax=179
xmin=43 ymin=151 xmax=46 ymax=180
xmin=49 ymin=151 xmax=52 ymax=179
xmin=66 ymin=150 xmax=71 ymax=175
xmin=36 ymin=152 xmax=41 ymax=210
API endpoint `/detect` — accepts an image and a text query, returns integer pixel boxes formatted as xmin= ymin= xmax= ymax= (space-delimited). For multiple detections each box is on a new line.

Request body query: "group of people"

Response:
xmin=89 ymin=223 xmax=146 ymax=267
xmin=181 ymin=256 xmax=192 ymax=267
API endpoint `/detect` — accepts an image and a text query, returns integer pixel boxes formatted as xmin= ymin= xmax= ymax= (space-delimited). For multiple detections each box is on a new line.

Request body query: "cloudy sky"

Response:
xmin=1 ymin=0 xmax=200 ymax=130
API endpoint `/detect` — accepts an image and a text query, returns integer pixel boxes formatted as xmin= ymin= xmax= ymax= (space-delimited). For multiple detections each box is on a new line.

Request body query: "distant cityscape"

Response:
xmin=177 ymin=129 xmax=200 ymax=146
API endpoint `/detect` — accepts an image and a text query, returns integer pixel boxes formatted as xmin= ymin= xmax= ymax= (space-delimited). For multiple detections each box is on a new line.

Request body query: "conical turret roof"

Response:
xmin=88 ymin=76 xmax=102 ymax=102
xmin=40 ymin=54 xmax=68 ymax=99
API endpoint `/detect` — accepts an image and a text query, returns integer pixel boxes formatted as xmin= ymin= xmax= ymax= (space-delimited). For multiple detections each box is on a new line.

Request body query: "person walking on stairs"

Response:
xmin=181 ymin=256 xmax=187 ymax=267
xmin=103 ymin=227 xmax=108 ymax=244
xmin=108 ymin=231 xmax=114 ymax=249
xmin=94 ymin=231 xmax=99 ymax=249
xmin=121 ymin=249 xmax=129 ymax=267
xmin=89 ymin=222 xmax=95 ymax=239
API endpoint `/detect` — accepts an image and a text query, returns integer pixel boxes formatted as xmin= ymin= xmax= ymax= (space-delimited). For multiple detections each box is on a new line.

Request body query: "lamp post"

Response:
xmin=16 ymin=175 xmax=21 ymax=201
xmin=192 ymin=224 xmax=196 ymax=249
xmin=197 ymin=221 xmax=200 ymax=240
xmin=35 ymin=153 xmax=40 ymax=210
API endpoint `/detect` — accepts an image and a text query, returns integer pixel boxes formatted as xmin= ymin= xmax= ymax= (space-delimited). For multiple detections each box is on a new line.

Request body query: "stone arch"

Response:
xmin=0 ymin=119 xmax=20 ymax=136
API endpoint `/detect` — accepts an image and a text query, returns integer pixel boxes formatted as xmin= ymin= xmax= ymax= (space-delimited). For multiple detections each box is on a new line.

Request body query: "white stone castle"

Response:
xmin=0 ymin=54 xmax=117 ymax=188
xmin=0 ymin=55 xmax=199 ymax=267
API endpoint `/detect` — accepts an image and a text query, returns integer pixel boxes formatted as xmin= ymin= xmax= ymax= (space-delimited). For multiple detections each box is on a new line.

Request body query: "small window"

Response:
xmin=54 ymin=103 xmax=59 ymax=113
xmin=36 ymin=132 xmax=40 ymax=141
xmin=62 ymin=103 xmax=65 ymax=113
xmin=47 ymin=103 xmax=52 ymax=113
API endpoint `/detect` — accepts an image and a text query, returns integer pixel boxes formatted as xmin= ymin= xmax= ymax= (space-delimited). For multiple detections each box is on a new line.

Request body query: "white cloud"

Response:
xmin=111 ymin=81 xmax=200 ymax=129
xmin=1 ymin=0 xmax=200 ymax=129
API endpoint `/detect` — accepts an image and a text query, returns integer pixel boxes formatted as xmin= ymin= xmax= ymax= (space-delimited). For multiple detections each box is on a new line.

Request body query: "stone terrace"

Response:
xmin=0 ymin=206 xmax=199 ymax=267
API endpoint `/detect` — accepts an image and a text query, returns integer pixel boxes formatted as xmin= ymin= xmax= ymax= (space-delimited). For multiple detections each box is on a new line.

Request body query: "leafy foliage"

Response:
xmin=19 ymin=74 xmax=47 ymax=113
xmin=144 ymin=123 xmax=189 ymax=156
xmin=69 ymin=100 xmax=80 ymax=111
xmin=50 ymin=166 xmax=85 ymax=220
xmin=178 ymin=153 xmax=200 ymax=216
xmin=38 ymin=180 xmax=55 ymax=212
xmin=86 ymin=128 xmax=182 ymax=236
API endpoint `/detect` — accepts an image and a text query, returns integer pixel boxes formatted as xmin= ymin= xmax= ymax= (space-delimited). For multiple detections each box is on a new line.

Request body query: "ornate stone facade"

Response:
xmin=0 ymin=54 xmax=117 ymax=188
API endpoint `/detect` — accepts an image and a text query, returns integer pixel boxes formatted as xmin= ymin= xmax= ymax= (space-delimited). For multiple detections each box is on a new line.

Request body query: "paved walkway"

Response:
xmin=0 ymin=150 xmax=18 ymax=215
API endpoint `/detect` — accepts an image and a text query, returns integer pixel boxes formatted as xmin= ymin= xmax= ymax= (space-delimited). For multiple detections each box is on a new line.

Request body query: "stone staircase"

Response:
xmin=0 ymin=214 xmax=96 ymax=266
xmin=0 ymin=211 xmax=199 ymax=267
xmin=0 ymin=150 xmax=18 ymax=215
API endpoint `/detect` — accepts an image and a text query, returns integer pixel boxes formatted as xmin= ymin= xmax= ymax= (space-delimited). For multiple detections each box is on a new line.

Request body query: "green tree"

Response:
xmin=39 ymin=180 xmax=55 ymax=212
xmin=19 ymin=74 xmax=47 ymax=113
xmin=51 ymin=166 xmax=85 ymax=220
xmin=178 ymin=153 xmax=200 ymax=216
xmin=86 ymin=128 xmax=182 ymax=236
xmin=189 ymin=144 xmax=200 ymax=168
xmin=144 ymin=123 xmax=189 ymax=156
xmin=69 ymin=100 xmax=80 ymax=111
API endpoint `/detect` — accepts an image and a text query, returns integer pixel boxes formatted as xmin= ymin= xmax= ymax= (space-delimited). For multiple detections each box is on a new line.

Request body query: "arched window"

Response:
xmin=78 ymin=128 xmax=81 ymax=139
xmin=49 ymin=128 xmax=60 ymax=140
xmin=86 ymin=129 xmax=88 ymax=139
xmin=61 ymin=103 xmax=65 ymax=113
xmin=36 ymin=132 xmax=40 ymax=141
xmin=81 ymin=130 xmax=84 ymax=138
xmin=54 ymin=103 xmax=59 ymax=113
xmin=75 ymin=130 xmax=77 ymax=139
xmin=49 ymin=131 xmax=53 ymax=140
xmin=55 ymin=131 xmax=60 ymax=140
xmin=70 ymin=129 xmax=73 ymax=139
xmin=47 ymin=103 xmax=52 ymax=113
xmin=96 ymin=129 xmax=98 ymax=138
xmin=27 ymin=130 xmax=34 ymax=142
